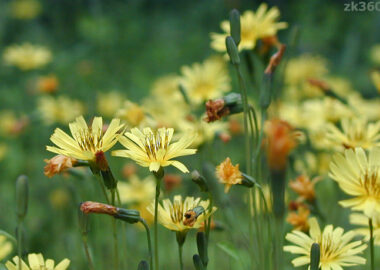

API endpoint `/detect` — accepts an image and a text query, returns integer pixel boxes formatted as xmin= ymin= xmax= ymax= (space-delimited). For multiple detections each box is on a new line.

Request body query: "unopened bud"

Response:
xmin=80 ymin=201 xmax=118 ymax=216
xmin=115 ymin=208 xmax=140 ymax=224
xmin=239 ymin=173 xmax=258 ymax=188
xmin=229 ymin=9 xmax=241 ymax=46
xmin=196 ymin=232 xmax=208 ymax=267
xmin=193 ymin=254 xmax=205 ymax=270
xmin=225 ymin=36 xmax=240 ymax=65
xmin=191 ymin=170 xmax=209 ymax=192
xmin=16 ymin=175 xmax=28 ymax=220
xmin=95 ymin=151 xmax=117 ymax=190
xmin=184 ymin=206 xmax=205 ymax=227
xmin=310 ymin=243 xmax=320 ymax=270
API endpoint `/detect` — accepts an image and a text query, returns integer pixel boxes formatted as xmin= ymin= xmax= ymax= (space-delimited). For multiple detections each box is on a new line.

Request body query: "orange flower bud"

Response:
xmin=80 ymin=201 xmax=118 ymax=216
xmin=289 ymin=175 xmax=320 ymax=202
xmin=264 ymin=44 xmax=286 ymax=75
xmin=286 ymin=206 xmax=310 ymax=232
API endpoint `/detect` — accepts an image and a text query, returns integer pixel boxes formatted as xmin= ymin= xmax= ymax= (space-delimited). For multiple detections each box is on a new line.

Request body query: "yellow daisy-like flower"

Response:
xmin=118 ymin=174 xmax=156 ymax=205
xmin=329 ymin=147 xmax=380 ymax=217
xmin=0 ymin=234 xmax=13 ymax=261
xmin=179 ymin=56 xmax=230 ymax=104
xmin=210 ymin=4 xmax=287 ymax=52
xmin=147 ymin=195 xmax=216 ymax=232
xmin=371 ymin=70 xmax=380 ymax=93
xmin=350 ymin=212 xmax=380 ymax=245
xmin=47 ymin=116 xmax=124 ymax=161
xmin=215 ymin=157 xmax=243 ymax=193
xmin=326 ymin=118 xmax=380 ymax=150
xmin=37 ymin=96 xmax=85 ymax=125
xmin=112 ymin=127 xmax=197 ymax=173
xmin=284 ymin=217 xmax=367 ymax=269
xmin=96 ymin=91 xmax=125 ymax=118
xmin=116 ymin=101 xmax=149 ymax=128
xmin=3 ymin=43 xmax=51 ymax=70
xmin=10 ymin=0 xmax=41 ymax=20
xmin=5 ymin=253 xmax=70 ymax=270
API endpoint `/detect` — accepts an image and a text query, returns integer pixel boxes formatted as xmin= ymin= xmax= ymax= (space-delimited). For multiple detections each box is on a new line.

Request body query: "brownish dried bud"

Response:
xmin=44 ymin=155 xmax=77 ymax=178
xmin=264 ymin=44 xmax=286 ymax=75
xmin=164 ymin=174 xmax=182 ymax=192
xmin=204 ymin=99 xmax=230 ymax=123
xmin=80 ymin=201 xmax=118 ymax=216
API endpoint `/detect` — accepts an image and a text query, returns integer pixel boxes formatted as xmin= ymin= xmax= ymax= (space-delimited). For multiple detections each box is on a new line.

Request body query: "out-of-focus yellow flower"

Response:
xmin=371 ymin=70 xmax=380 ymax=92
xmin=286 ymin=206 xmax=310 ymax=232
xmin=348 ymin=93 xmax=380 ymax=121
xmin=147 ymin=195 xmax=216 ymax=232
xmin=3 ymin=43 xmax=51 ymax=70
xmin=37 ymin=96 xmax=84 ymax=125
xmin=0 ymin=111 xmax=28 ymax=137
xmin=210 ymin=4 xmax=287 ymax=52
xmin=10 ymin=0 xmax=41 ymax=20
xmin=151 ymin=75 xmax=182 ymax=101
xmin=36 ymin=75 xmax=58 ymax=94
xmin=215 ymin=157 xmax=242 ymax=193
xmin=118 ymin=174 xmax=155 ymax=205
xmin=116 ymin=101 xmax=150 ymax=128
xmin=326 ymin=118 xmax=380 ymax=150
xmin=284 ymin=217 xmax=367 ymax=269
xmin=5 ymin=253 xmax=70 ymax=270
xmin=330 ymin=147 xmax=380 ymax=217
xmin=350 ymin=212 xmax=380 ymax=245
xmin=44 ymin=155 xmax=77 ymax=178
xmin=180 ymin=56 xmax=230 ymax=104
xmin=0 ymin=234 xmax=13 ymax=261
xmin=294 ymin=151 xmax=331 ymax=176
xmin=0 ymin=143 xmax=8 ymax=162
xmin=49 ymin=188 xmax=70 ymax=210
xmin=96 ymin=91 xmax=125 ymax=118
xmin=47 ymin=116 xmax=124 ymax=161
xmin=370 ymin=44 xmax=380 ymax=65
xmin=113 ymin=127 xmax=197 ymax=173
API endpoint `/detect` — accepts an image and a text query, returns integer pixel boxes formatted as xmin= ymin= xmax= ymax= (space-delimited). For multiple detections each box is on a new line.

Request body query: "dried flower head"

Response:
xmin=44 ymin=155 xmax=77 ymax=178
xmin=289 ymin=175 xmax=319 ymax=202
xmin=215 ymin=157 xmax=243 ymax=193
xmin=286 ymin=206 xmax=310 ymax=232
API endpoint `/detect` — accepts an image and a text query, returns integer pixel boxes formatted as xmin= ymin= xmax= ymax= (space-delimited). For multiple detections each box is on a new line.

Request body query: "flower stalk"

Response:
xmin=369 ymin=218 xmax=375 ymax=270
xmin=153 ymin=168 xmax=164 ymax=270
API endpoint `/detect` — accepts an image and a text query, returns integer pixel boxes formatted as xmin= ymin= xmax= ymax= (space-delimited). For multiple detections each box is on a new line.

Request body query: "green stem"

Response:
xmin=369 ymin=218 xmax=375 ymax=270
xmin=95 ymin=173 xmax=110 ymax=204
xmin=178 ymin=242 xmax=184 ymax=270
xmin=140 ymin=218 xmax=153 ymax=270
xmin=17 ymin=221 xmax=23 ymax=270
xmin=154 ymin=174 xmax=162 ymax=270
xmin=81 ymin=235 xmax=95 ymax=270
xmin=111 ymin=189 xmax=119 ymax=270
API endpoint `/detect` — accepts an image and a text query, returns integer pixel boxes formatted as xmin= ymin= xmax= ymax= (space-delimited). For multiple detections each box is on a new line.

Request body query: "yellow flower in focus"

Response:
xmin=350 ymin=212 xmax=380 ymax=245
xmin=5 ymin=253 xmax=70 ymax=270
xmin=326 ymin=118 xmax=380 ymax=150
xmin=112 ymin=127 xmax=197 ymax=173
xmin=210 ymin=4 xmax=287 ymax=52
xmin=37 ymin=96 xmax=84 ymax=125
xmin=371 ymin=70 xmax=380 ymax=92
xmin=47 ymin=116 xmax=124 ymax=161
xmin=3 ymin=43 xmax=51 ymax=70
xmin=284 ymin=217 xmax=367 ymax=269
xmin=370 ymin=44 xmax=380 ymax=65
xmin=180 ymin=56 xmax=230 ymax=104
xmin=329 ymin=147 xmax=380 ymax=217
xmin=147 ymin=195 xmax=216 ymax=232
xmin=0 ymin=234 xmax=13 ymax=261
xmin=118 ymin=174 xmax=155 ymax=204
xmin=116 ymin=101 xmax=149 ymax=127
xmin=215 ymin=157 xmax=243 ymax=193
xmin=96 ymin=91 xmax=125 ymax=118
xmin=10 ymin=0 xmax=41 ymax=20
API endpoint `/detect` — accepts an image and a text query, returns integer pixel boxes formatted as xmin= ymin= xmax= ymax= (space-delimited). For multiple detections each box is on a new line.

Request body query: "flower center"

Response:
xmin=360 ymin=168 xmax=380 ymax=197
xmin=75 ymin=128 xmax=103 ymax=153
xmin=319 ymin=234 xmax=340 ymax=263
xmin=143 ymin=130 xmax=170 ymax=160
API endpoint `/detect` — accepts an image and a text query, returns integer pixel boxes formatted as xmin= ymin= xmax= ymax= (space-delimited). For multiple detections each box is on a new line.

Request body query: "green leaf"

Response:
xmin=216 ymin=241 xmax=239 ymax=261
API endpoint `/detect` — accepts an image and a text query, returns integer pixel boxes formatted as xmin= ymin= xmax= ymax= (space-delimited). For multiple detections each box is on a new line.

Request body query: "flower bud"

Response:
xmin=310 ymin=243 xmax=320 ymax=270
xmin=16 ymin=175 xmax=28 ymax=220
xmin=95 ymin=151 xmax=117 ymax=190
xmin=80 ymin=201 xmax=118 ymax=216
xmin=44 ymin=155 xmax=77 ymax=178
xmin=191 ymin=170 xmax=209 ymax=192
xmin=196 ymin=232 xmax=208 ymax=267
xmin=229 ymin=9 xmax=241 ymax=46
xmin=225 ymin=36 xmax=240 ymax=65
xmin=115 ymin=208 xmax=140 ymax=224
xmin=193 ymin=254 xmax=205 ymax=270
xmin=240 ymin=173 xmax=258 ymax=188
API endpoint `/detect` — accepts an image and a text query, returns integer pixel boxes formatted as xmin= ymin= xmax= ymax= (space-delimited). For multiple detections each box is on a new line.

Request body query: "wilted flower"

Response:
xmin=36 ymin=75 xmax=58 ymax=94
xmin=47 ymin=116 xmax=124 ymax=161
xmin=215 ymin=157 xmax=243 ymax=193
xmin=96 ymin=91 xmax=125 ymax=118
xmin=284 ymin=217 xmax=367 ymax=269
xmin=286 ymin=206 xmax=310 ymax=232
xmin=10 ymin=0 xmax=41 ymax=20
xmin=180 ymin=56 xmax=230 ymax=104
xmin=0 ymin=234 xmax=13 ymax=261
xmin=3 ymin=43 xmax=51 ymax=70
xmin=289 ymin=175 xmax=319 ymax=202
xmin=113 ymin=127 xmax=197 ymax=173
xmin=147 ymin=195 xmax=216 ymax=232
xmin=204 ymin=98 xmax=229 ymax=123
xmin=350 ymin=212 xmax=380 ymax=245
xmin=44 ymin=155 xmax=77 ymax=178
xmin=5 ymin=253 xmax=70 ymax=270
xmin=326 ymin=118 xmax=380 ymax=150
xmin=210 ymin=4 xmax=287 ymax=52
xmin=37 ymin=96 xmax=84 ymax=125
xmin=329 ymin=147 xmax=380 ymax=217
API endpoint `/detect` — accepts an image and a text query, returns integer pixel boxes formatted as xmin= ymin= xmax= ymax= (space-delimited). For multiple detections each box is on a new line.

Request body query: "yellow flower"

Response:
xmin=151 ymin=75 xmax=182 ymax=101
xmin=350 ymin=212 xmax=380 ymax=245
xmin=326 ymin=118 xmax=380 ymax=150
xmin=5 ymin=253 xmax=70 ymax=270
xmin=210 ymin=4 xmax=287 ymax=52
xmin=96 ymin=91 xmax=125 ymax=118
xmin=329 ymin=147 xmax=380 ymax=217
xmin=284 ymin=217 xmax=367 ymax=269
xmin=179 ymin=56 xmax=230 ymax=104
xmin=370 ymin=44 xmax=380 ymax=65
xmin=215 ymin=157 xmax=243 ymax=193
xmin=10 ymin=0 xmax=41 ymax=20
xmin=348 ymin=93 xmax=380 ymax=121
xmin=118 ymin=174 xmax=156 ymax=204
xmin=371 ymin=70 xmax=380 ymax=92
xmin=3 ymin=43 xmax=51 ymax=70
xmin=116 ymin=101 xmax=149 ymax=128
xmin=147 ymin=195 xmax=216 ymax=232
xmin=112 ymin=127 xmax=197 ymax=173
xmin=47 ymin=116 xmax=124 ymax=161
xmin=37 ymin=96 xmax=84 ymax=125
xmin=0 ymin=234 xmax=13 ymax=261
